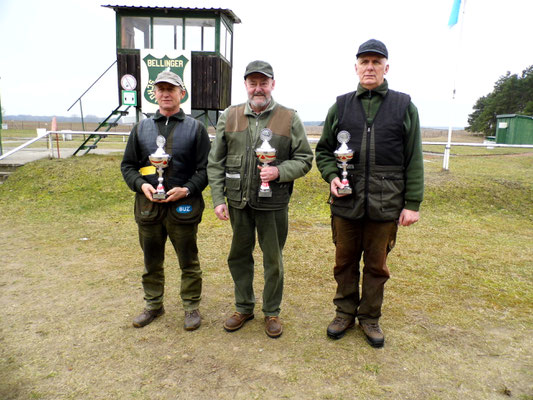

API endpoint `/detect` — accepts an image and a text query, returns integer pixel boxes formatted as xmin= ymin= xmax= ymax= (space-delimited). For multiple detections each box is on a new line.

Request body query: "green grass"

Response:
xmin=0 ymin=151 xmax=532 ymax=399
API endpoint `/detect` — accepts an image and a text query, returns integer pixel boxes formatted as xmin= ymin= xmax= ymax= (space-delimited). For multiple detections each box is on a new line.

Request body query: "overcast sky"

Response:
xmin=1 ymin=0 xmax=532 ymax=128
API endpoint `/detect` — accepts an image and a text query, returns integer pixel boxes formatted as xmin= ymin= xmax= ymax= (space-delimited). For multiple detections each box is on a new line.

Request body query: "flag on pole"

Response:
xmin=448 ymin=0 xmax=462 ymax=27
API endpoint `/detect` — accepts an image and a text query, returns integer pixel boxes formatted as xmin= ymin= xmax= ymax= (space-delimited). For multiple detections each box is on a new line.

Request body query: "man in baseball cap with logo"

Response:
xmin=122 ymin=69 xmax=210 ymax=332
xmin=316 ymin=39 xmax=424 ymax=348
xmin=208 ymin=60 xmax=313 ymax=338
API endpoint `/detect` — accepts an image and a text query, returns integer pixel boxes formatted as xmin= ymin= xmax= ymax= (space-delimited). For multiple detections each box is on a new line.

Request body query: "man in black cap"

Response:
xmin=208 ymin=60 xmax=313 ymax=338
xmin=315 ymin=39 xmax=424 ymax=347
xmin=121 ymin=70 xmax=211 ymax=331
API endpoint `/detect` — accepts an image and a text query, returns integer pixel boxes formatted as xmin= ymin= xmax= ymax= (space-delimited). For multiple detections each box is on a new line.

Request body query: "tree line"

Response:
xmin=467 ymin=65 xmax=533 ymax=136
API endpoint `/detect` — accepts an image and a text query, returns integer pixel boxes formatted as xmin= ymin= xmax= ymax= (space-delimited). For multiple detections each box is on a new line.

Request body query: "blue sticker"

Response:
xmin=177 ymin=205 xmax=192 ymax=214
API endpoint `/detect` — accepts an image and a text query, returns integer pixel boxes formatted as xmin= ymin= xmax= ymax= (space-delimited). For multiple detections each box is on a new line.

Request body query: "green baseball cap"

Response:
xmin=244 ymin=60 xmax=274 ymax=79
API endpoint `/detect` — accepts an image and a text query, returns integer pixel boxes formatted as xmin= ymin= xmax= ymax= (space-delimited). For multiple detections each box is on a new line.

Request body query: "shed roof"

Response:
xmin=496 ymin=114 xmax=533 ymax=120
xmin=102 ymin=5 xmax=241 ymax=23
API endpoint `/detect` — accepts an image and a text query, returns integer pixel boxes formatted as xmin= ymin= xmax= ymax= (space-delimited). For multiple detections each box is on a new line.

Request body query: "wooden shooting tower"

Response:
xmin=103 ymin=5 xmax=241 ymax=124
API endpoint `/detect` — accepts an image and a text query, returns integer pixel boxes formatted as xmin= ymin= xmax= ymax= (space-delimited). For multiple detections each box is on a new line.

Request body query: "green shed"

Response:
xmin=495 ymin=114 xmax=533 ymax=144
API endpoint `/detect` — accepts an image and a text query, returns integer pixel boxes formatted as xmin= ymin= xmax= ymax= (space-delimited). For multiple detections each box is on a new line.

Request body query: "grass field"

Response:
xmin=0 ymin=133 xmax=532 ymax=399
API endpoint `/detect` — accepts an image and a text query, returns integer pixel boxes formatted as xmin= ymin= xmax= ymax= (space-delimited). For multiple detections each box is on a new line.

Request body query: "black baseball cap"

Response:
xmin=356 ymin=39 xmax=388 ymax=59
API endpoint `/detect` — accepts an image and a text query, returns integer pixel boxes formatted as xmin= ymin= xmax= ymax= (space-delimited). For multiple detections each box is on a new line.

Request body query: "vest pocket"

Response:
xmin=225 ymin=154 xmax=243 ymax=202
xmin=134 ymin=192 xmax=165 ymax=225
xmin=257 ymin=181 xmax=291 ymax=205
xmin=167 ymin=194 xmax=205 ymax=225
xmin=369 ymin=172 xmax=404 ymax=220
xmin=329 ymin=173 xmax=365 ymax=218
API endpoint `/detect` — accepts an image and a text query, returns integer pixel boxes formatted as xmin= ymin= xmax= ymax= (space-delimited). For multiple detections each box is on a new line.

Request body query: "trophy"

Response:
xmin=255 ymin=128 xmax=277 ymax=197
xmin=148 ymin=135 xmax=171 ymax=200
xmin=334 ymin=130 xmax=354 ymax=195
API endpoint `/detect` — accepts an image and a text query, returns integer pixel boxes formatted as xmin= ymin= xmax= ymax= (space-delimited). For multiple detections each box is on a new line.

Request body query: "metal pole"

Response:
xmin=80 ymin=99 xmax=85 ymax=132
xmin=443 ymin=0 xmax=467 ymax=171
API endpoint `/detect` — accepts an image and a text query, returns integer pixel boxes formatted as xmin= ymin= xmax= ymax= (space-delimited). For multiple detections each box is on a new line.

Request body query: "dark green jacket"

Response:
xmin=316 ymin=80 xmax=424 ymax=218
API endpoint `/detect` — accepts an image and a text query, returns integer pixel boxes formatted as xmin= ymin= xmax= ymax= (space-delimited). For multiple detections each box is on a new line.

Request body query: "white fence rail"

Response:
xmin=1 ymin=130 xmax=532 ymax=163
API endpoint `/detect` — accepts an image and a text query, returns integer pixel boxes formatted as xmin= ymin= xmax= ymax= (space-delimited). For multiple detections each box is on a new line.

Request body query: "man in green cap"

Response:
xmin=316 ymin=39 xmax=424 ymax=348
xmin=208 ymin=60 xmax=313 ymax=338
xmin=121 ymin=70 xmax=210 ymax=331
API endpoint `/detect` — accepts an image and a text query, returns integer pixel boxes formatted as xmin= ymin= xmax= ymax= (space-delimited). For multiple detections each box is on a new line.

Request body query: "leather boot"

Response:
xmin=327 ymin=316 xmax=355 ymax=339
xmin=184 ymin=310 xmax=201 ymax=331
xmin=359 ymin=320 xmax=385 ymax=348
xmin=132 ymin=306 xmax=165 ymax=328
xmin=223 ymin=312 xmax=254 ymax=332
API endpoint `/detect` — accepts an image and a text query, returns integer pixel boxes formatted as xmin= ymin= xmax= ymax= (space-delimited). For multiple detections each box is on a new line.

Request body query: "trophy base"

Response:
xmin=338 ymin=187 xmax=352 ymax=195
xmin=153 ymin=192 xmax=167 ymax=200
xmin=258 ymin=190 xmax=272 ymax=198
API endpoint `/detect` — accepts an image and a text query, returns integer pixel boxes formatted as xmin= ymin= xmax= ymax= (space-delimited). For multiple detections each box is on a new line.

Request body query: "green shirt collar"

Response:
xmin=356 ymin=79 xmax=389 ymax=98
xmin=245 ymin=97 xmax=277 ymax=117
xmin=153 ymin=109 xmax=186 ymax=121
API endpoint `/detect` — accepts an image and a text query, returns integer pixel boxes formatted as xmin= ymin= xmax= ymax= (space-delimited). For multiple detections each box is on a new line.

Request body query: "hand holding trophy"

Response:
xmin=255 ymin=128 xmax=277 ymax=198
xmin=334 ymin=130 xmax=354 ymax=195
xmin=148 ymin=135 xmax=172 ymax=200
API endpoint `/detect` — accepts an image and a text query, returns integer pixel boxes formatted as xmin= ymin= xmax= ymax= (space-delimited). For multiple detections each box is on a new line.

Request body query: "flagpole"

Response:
xmin=443 ymin=0 xmax=467 ymax=171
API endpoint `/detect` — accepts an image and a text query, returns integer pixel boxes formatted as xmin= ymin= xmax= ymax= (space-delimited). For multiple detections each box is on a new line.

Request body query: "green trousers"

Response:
xmin=137 ymin=219 xmax=202 ymax=311
xmin=228 ymin=205 xmax=288 ymax=317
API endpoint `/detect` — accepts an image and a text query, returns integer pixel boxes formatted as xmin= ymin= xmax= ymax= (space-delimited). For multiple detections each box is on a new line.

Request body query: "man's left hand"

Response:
xmin=161 ymin=187 xmax=189 ymax=203
xmin=398 ymin=209 xmax=419 ymax=226
xmin=258 ymin=165 xmax=279 ymax=182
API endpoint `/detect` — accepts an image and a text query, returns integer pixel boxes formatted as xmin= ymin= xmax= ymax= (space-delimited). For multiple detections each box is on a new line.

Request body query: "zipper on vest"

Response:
xmin=364 ymin=125 xmax=372 ymax=214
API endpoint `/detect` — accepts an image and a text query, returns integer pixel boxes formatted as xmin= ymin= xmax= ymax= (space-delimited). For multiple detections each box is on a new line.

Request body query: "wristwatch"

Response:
xmin=185 ymin=187 xmax=190 ymax=197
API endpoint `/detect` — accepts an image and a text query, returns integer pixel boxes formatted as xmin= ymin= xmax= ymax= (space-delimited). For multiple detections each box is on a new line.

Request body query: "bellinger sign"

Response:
xmin=140 ymin=50 xmax=192 ymax=114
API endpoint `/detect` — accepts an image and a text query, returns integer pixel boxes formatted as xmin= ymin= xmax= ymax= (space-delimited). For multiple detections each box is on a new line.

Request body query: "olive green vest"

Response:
xmin=224 ymin=103 xmax=295 ymax=210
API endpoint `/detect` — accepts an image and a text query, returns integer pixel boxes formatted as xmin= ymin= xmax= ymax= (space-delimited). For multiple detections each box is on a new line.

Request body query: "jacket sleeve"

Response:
xmin=277 ymin=111 xmax=313 ymax=183
xmin=184 ymin=121 xmax=211 ymax=196
xmin=121 ymin=123 xmax=148 ymax=193
xmin=207 ymin=109 xmax=229 ymax=207
xmin=403 ymin=102 xmax=424 ymax=211
xmin=315 ymin=103 xmax=341 ymax=183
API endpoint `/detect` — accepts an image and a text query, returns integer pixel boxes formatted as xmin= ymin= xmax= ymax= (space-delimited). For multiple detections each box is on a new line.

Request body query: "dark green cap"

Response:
xmin=244 ymin=60 xmax=274 ymax=79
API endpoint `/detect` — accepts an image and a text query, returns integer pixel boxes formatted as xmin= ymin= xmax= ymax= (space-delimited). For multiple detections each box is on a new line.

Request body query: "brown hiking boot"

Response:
xmin=327 ymin=316 xmax=355 ymax=339
xmin=132 ymin=306 xmax=165 ymax=328
xmin=359 ymin=320 xmax=385 ymax=348
xmin=223 ymin=312 xmax=254 ymax=332
xmin=264 ymin=316 xmax=283 ymax=338
xmin=184 ymin=310 xmax=201 ymax=331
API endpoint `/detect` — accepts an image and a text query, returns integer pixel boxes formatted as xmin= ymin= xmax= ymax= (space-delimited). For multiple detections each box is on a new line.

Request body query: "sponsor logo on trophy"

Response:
xmin=334 ymin=130 xmax=354 ymax=195
xmin=148 ymin=135 xmax=172 ymax=200
xmin=255 ymin=128 xmax=276 ymax=198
